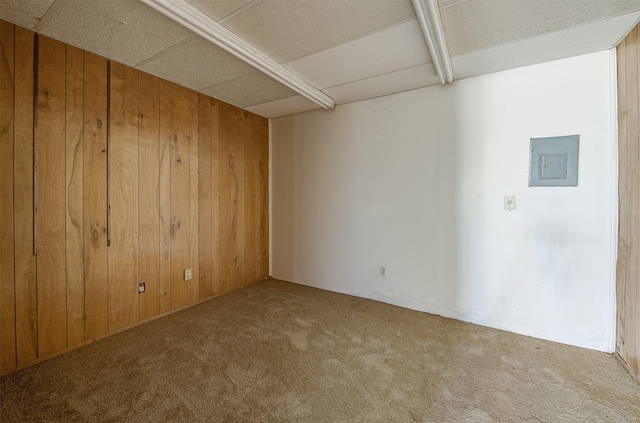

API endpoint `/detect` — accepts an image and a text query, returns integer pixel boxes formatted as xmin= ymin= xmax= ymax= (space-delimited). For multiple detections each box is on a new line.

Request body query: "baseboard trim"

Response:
xmin=614 ymin=352 xmax=640 ymax=385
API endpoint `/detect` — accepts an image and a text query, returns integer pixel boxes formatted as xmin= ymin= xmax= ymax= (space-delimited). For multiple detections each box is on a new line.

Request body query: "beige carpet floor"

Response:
xmin=1 ymin=279 xmax=639 ymax=422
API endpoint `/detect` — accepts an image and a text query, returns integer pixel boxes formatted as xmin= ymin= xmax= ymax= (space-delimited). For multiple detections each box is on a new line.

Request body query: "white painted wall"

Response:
xmin=270 ymin=51 xmax=618 ymax=352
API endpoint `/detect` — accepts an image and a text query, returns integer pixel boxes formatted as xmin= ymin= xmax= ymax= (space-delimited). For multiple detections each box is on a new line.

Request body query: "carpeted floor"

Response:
xmin=1 ymin=279 xmax=639 ymax=422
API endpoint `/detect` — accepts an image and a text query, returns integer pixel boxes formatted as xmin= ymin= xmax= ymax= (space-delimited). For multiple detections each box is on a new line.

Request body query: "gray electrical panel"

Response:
xmin=529 ymin=135 xmax=579 ymax=187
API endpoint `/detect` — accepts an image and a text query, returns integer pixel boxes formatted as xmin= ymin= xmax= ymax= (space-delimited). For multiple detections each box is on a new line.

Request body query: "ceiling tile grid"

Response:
xmin=3 ymin=0 xmax=640 ymax=118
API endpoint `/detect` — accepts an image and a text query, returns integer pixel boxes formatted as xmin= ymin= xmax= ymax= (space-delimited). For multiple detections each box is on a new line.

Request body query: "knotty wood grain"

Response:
xmin=244 ymin=112 xmax=256 ymax=285
xmin=37 ymin=36 xmax=68 ymax=357
xmin=138 ymin=71 xmax=161 ymax=321
xmin=108 ymin=62 xmax=139 ymax=331
xmin=13 ymin=25 xmax=38 ymax=365
xmin=210 ymin=99 xmax=221 ymax=295
xmin=170 ymin=83 xmax=191 ymax=309
xmin=257 ymin=116 xmax=269 ymax=280
xmin=218 ymin=101 xmax=231 ymax=293
xmin=189 ymin=90 xmax=199 ymax=304
xmin=65 ymin=44 xmax=85 ymax=348
xmin=229 ymin=106 xmax=245 ymax=290
xmin=0 ymin=20 xmax=17 ymax=373
xmin=159 ymin=79 xmax=172 ymax=314
xmin=83 ymin=51 xmax=108 ymax=340
xmin=198 ymin=94 xmax=213 ymax=300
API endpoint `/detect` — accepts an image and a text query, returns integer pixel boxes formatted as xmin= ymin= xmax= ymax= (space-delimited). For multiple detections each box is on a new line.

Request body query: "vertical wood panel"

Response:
xmin=625 ymin=25 xmax=639 ymax=374
xmin=198 ymin=95 xmax=213 ymax=300
xmin=158 ymin=79 xmax=171 ymax=313
xmin=138 ymin=71 xmax=160 ymax=321
xmin=189 ymin=91 xmax=199 ymax=304
xmin=0 ymin=24 xmax=269 ymax=373
xmin=0 ymin=20 xmax=16 ymax=372
xmin=229 ymin=106 xmax=245 ymax=290
xmin=218 ymin=102 xmax=231 ymax=293
xmin=244 ymin=112 xmax=256 ymax=285
xmin=65 ymin=44 xmax=84 ymax=347
xmin=37 ymin=36 xmax=67 ymax=357
xmin=211 ymin=100 xmax=221 ymax=295
xmin=258 ymin=116 xmax=269 ymax=280
xmin=13 ymin=26 xmax=37 ymax=365
xmin=617 ymin=36 xmax=629 ymax=358
xmin=83 ymin=51 xmax=108 ymax=340
xmin=108 ymin=62 xmax=139 ymax=331
xmin=170 ymin=83 xmax=191 ymax=309
xmin=618 ymin=24 xmax=640 ymax=380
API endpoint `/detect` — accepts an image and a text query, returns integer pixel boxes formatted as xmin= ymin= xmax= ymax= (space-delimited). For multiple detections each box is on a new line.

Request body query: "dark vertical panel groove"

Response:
xmin=106 ymin=61 xmax=111 ymax=248
xmin=33 ymin=34 xmax=38 ymax=257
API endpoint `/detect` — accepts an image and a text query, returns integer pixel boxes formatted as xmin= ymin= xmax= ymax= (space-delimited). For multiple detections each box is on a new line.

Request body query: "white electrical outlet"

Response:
xmin=184 ymin=268 xmax=192 ymax=281
xmin=138 ymin=282 xmax=145 ymax=293
xmin=380 ymin=266 xmax=387 ymax=277
xmin=504 ymin=195 xmax=516 ymax=211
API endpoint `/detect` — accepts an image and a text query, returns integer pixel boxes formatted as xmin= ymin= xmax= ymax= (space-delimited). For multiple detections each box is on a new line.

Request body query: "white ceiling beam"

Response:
xmin=412 ymin=0 xmax=453 ymax=84
xmin=139 ymin=0 xmax=335 ymax=109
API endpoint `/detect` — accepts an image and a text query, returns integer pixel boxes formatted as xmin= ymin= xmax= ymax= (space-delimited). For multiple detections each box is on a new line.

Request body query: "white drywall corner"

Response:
xmin=271 ymin=51 xmax=616 ymax=352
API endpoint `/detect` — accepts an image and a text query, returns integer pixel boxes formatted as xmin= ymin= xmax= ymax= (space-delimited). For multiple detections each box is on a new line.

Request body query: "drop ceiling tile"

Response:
xmin=441 ymin=0 xmax=640 ymax=55
xmin=0 ymin=0 xmax=54 ymax=28
xmin=137 ymin=35 xmax=256 ymax=91
xmin=35 ymin=0 xmax=194 ymax=67
xmin=285 ymin=19 xmax=431 ymax=89
xmin=185 ymin=0 xmax=253 ymax=21
xmin=246 ymin=95 xmax=321 ymax=119
xmin=451 ymin=11 xmax=640 ymax=80
xmin=223 ymin=0 xmax=416 ymax=63
xmin=324 ymin=63 xmax=440 ymax=105
xmin=202 ymin=72 xmax=298 ymax=108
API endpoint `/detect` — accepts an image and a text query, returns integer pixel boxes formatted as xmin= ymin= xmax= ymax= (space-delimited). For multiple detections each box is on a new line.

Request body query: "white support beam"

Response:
xmin=139 ymin=0 xmax=335 ymax=109
xmin=412 ymin=0 xmax=454 ymax=84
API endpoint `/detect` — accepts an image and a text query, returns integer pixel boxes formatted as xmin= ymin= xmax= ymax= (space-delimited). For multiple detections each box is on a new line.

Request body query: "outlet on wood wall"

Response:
xmin=0 ymin=20 xmax=269 ymax=375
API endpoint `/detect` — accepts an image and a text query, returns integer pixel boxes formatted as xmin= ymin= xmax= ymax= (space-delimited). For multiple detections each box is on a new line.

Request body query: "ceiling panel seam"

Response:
xmin=200 ymin=69 xmax=260 ymax=92
xmin=35 ymin=0 xmax=57 ymax=30
xmin=450 ymin=11 xmax=640 ymax=59
xmin=280 ymin=17 xmax=419 ymax=65
xmin=134 ymin=35 xmax=196 ymax=67
xmin=323 ymin=62 xmax=432 ymax=91
xmin=438 ymin=0 xmax=470 ymax=12
xmin=218 ymin=0 xmax=263 ymax=24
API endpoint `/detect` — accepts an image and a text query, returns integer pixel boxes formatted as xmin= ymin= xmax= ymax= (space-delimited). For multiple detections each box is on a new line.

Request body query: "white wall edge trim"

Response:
xmin=139 ymin=0 xmax=335 ymax=109
xmin=608 ymin=47 xmax=619 ymax=353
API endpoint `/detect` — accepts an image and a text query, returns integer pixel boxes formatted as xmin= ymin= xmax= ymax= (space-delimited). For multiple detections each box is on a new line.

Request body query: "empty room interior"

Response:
xmin=1 ymin=0 xmax=640 ymax=421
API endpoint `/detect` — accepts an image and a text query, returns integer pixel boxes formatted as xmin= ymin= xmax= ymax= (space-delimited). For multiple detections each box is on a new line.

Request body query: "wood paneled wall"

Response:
xmin=617 ymin=23 xmax=640 ymax=382
xmin=0 ymin=21 xmax=269 ymax=375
